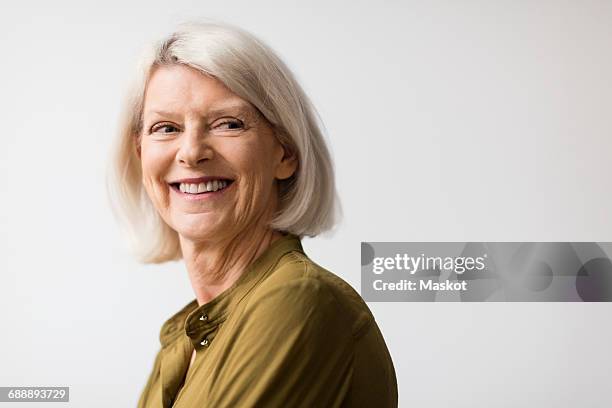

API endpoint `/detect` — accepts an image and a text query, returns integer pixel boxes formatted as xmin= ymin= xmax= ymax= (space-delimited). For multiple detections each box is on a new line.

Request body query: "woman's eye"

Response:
xmin=151 ymin=124 xmax=179 ymax=134
xmin=215 ymin=120 xmax=244 ymax=130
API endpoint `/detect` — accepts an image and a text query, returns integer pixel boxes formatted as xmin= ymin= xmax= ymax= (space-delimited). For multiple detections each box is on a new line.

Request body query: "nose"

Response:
xmin=176 ymin=128 xmax=213 ymax=166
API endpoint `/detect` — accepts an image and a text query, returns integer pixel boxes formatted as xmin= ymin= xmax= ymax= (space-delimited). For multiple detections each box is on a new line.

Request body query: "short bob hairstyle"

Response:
xmin=106 ymin=20 xmax=342 ymax=264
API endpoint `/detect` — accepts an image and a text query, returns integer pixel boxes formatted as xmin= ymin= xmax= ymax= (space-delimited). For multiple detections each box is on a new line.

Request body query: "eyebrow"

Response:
xmin=207 ymin=101 xmax=256 ymax=117
xmin=144 ymin=101 xmax=257 ymax=121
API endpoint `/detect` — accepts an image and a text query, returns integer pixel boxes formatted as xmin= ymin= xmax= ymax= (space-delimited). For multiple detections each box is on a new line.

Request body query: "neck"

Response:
xmin=179 ymin=227 xmax=284 ymax=305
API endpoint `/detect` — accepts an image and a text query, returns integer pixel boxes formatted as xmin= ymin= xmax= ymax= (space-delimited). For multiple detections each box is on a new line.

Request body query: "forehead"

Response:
xmin=142 ymin=64 xmax=251 ymax=115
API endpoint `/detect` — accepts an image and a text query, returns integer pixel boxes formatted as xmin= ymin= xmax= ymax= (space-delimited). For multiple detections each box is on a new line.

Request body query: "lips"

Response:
xmin=169 ymin=176 xmax=234 ymax=184
xmin=168 ymin=179 xmax=235 ymax=199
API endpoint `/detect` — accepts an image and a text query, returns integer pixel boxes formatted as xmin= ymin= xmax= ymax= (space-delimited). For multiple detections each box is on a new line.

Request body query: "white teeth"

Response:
xmin=178 ymin=180 xmax=230 ymax=194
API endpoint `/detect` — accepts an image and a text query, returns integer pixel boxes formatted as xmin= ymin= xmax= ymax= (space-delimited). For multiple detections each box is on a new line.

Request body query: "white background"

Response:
xmin=1 ymin=1 xmax=611 ymax=407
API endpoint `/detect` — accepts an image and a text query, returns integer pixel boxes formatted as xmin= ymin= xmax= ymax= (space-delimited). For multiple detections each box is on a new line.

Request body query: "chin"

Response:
xmin=172 ymin=216 xmax=224 ymax=241
xmin=176 ymin=227 xmax=219 ymax=242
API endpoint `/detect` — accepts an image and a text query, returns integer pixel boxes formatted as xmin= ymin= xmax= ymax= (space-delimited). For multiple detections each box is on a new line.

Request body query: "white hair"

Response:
xmin=106 ymin=19 xmax=342 ymax=263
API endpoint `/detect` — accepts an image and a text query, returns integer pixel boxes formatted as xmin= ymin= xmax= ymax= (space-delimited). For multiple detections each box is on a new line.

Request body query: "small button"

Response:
xmin=200 ymin=339 xmax=210 ymax=347
xmin=199 ymin=314 xmax=208 ymax=321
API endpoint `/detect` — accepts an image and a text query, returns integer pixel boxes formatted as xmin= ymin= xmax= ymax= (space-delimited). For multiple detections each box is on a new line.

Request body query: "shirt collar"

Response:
xmin=159 ymin=232 xmax=304 ymax=348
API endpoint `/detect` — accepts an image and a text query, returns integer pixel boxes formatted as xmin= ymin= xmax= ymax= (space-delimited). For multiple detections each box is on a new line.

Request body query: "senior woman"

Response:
xmin=108 ymin=20 xmax=397 ymax=408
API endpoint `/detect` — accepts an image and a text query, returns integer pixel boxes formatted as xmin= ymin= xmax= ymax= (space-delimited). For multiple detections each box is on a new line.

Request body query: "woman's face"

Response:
xmin=138 ymin=64 xmax=296 ymax=243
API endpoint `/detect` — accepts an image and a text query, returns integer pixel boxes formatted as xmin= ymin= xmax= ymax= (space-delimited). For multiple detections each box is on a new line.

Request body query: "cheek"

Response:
xmin=231 ymin=145 xmax=278 ymax=219
xmin=140 ymin=144 xmax=171 ymax=209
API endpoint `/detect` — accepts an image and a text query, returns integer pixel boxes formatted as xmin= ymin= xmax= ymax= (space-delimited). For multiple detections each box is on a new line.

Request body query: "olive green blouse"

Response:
xmin=137 ymin=233 xmax=398 ymax=407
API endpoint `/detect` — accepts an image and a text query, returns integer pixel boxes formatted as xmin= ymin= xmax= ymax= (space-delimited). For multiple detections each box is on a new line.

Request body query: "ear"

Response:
xmin=274 ymin=142 xmax=298 ymax=180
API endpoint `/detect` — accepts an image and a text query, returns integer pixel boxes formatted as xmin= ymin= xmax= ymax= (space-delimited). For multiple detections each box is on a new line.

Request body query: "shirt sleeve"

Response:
xmin=137 ymin=346 xmax=162 ymax=408
xmin=205 ymin=272 xmax=355 ymax=407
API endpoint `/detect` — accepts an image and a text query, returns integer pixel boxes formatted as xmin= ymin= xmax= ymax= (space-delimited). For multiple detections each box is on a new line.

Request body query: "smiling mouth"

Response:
xmin=169 ymin=180 xmax=235 ymax=195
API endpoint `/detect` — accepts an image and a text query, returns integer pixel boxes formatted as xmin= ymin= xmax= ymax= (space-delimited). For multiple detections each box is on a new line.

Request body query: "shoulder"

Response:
xmin=246 ymin=250 xmax=374 ymax=340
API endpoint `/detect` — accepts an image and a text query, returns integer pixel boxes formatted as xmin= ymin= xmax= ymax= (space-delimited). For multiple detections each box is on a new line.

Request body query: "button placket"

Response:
xmin=187 ymin=311 xmax=215 ymax=349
